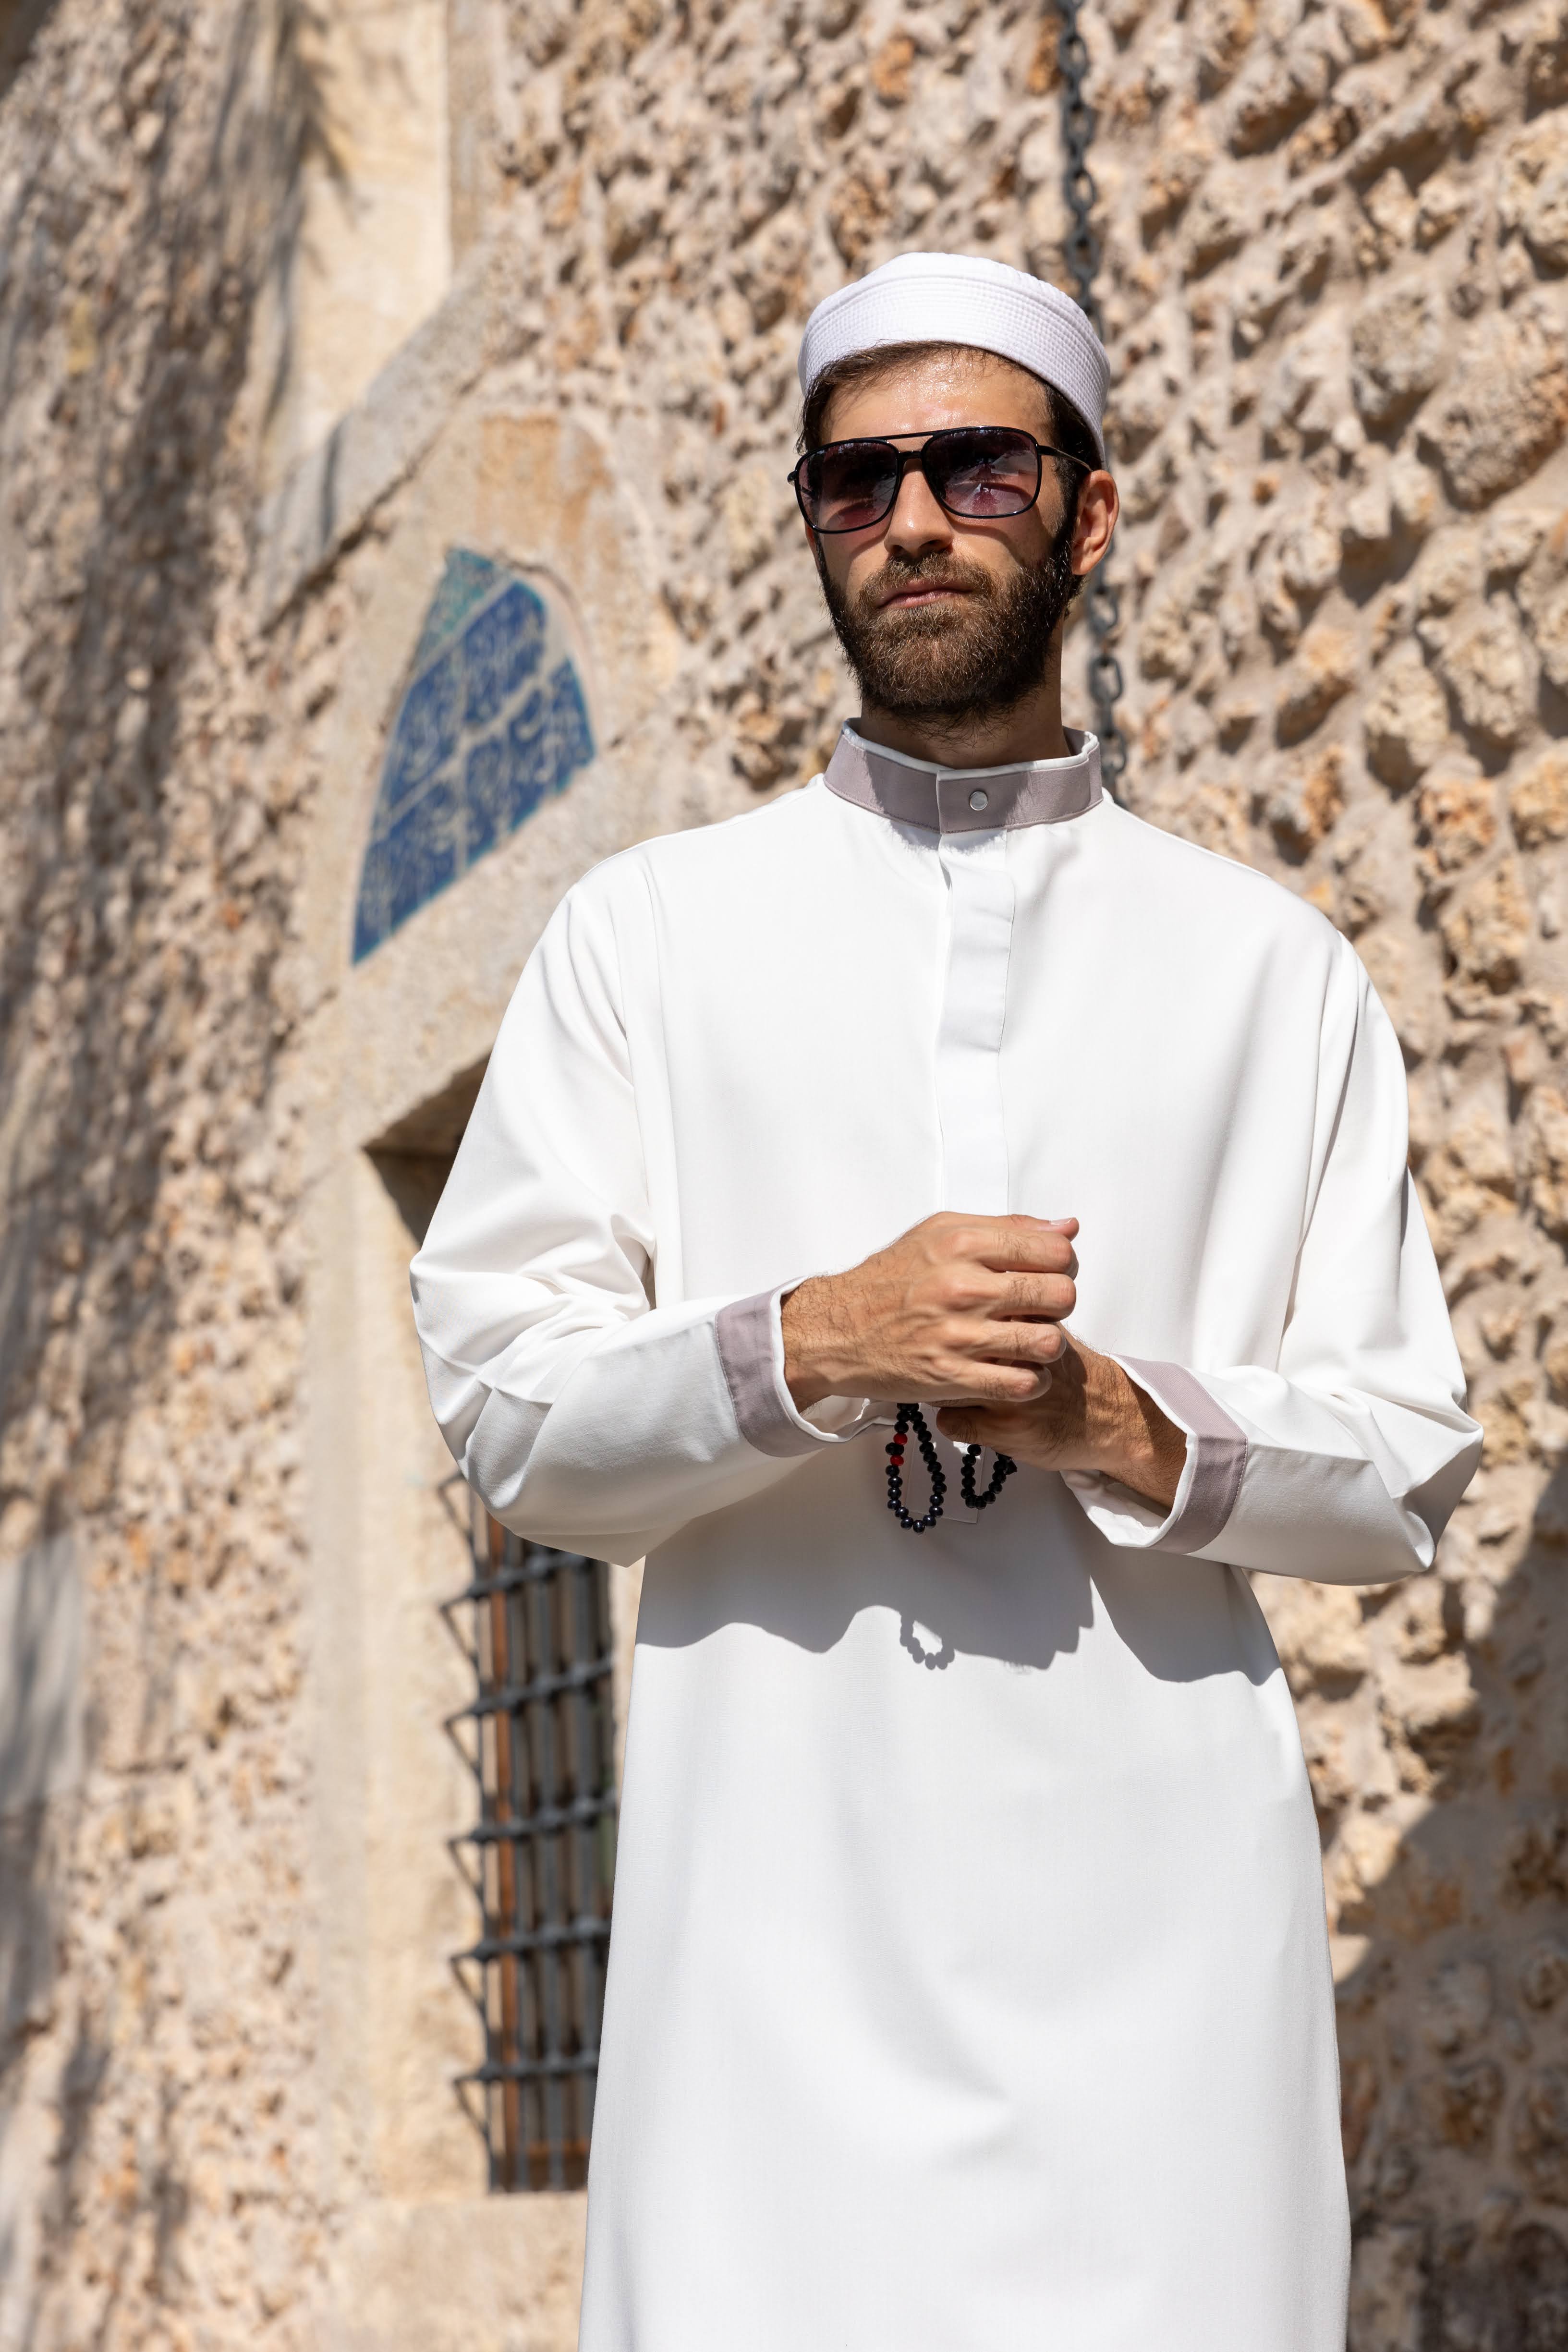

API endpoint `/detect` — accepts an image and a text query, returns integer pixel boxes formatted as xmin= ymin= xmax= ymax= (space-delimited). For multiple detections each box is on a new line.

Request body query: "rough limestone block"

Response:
xmin=1417 ymin=771 xmax=1497 ymax=888
xmin=1421 ymin=300 xmax=1568 ymax=509
xmin=1511 ymin=746 xmax=1568 ymax=846
xmin=1500 ymin=113 xmax=1568 ymax=270
xmin=1364 ymin=648 xmax=1452 ymax=786
xmin=1436 ymin=606 xmax=1535 ymax=751
xmin=1350 ymin=279 xmax=1447 ymax=431
xmin=1443 ymin=861 xmax=1535 ymax=992
xmin=1276 ymin=622 xmax=1358 ymax=743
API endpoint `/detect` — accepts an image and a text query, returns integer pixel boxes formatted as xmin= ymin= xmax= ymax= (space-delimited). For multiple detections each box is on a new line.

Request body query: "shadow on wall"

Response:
xmin=0 ymin=0 xmax=338 ymax=2338
xmin=1314 ymin=1454 xmax=1568 ymax=2350
xmin=0 ymin=1538 xmax=82 ymax=2064
xmin=0 ymin=0 xmax=57 ymax=106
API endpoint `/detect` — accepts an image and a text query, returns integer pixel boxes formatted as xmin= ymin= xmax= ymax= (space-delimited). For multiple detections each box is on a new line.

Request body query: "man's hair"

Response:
xmin=797 ymin=339 xmax=1101 ymax=511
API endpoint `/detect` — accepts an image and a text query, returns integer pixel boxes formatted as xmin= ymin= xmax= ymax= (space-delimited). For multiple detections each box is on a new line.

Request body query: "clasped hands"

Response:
xmin=780 ymin=1212 xmax=1185 ymax=1514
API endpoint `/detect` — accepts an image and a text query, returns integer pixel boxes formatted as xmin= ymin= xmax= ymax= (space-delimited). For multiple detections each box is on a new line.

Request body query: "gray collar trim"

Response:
xmin=824 ymin=722 xmax=1102 ymax=834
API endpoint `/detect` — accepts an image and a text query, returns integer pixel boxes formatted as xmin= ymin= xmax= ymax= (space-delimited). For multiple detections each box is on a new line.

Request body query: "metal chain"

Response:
xmin=1057 ymin=2 xmax=1128 ymax=791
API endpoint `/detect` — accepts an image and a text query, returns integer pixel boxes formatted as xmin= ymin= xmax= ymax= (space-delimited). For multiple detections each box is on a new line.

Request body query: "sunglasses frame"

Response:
xmin=788 ymin=425 xmax=1094 ymax=535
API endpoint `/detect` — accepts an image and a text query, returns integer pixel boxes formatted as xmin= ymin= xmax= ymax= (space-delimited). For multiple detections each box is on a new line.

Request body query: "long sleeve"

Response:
xmin=410 ymin=880 xmax=871 ymax=1565
xmin=1067 ymin=936 xmax=1482 ymax=1584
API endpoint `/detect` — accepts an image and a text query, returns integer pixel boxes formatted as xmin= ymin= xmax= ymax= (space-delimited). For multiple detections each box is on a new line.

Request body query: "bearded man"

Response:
xmin=411 ymin=254 xmax=1479 ymax=2351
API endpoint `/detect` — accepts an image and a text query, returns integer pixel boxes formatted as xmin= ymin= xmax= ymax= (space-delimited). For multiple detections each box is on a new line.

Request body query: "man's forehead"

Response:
xmin=824 ymin=346 xmax=1053 ymax=429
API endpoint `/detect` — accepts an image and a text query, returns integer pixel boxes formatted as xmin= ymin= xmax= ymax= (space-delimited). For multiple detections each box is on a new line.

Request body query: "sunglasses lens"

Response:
xmin=928 ymin=429 xmax=1038 ymax=517
xmin=799 ymin=443 xmax=899 ymax=532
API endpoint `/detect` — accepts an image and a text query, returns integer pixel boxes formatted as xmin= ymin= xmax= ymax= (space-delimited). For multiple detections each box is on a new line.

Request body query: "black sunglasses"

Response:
xmin=789 ymin=425 xmax=1092 ymax=535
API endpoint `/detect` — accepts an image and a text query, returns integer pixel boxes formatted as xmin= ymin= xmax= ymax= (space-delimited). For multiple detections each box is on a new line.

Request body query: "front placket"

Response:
xmin=930 ymin=806 xmax=1015 ymax=1521
xmin=933 ymin=811 xmax=1014 ymax=1216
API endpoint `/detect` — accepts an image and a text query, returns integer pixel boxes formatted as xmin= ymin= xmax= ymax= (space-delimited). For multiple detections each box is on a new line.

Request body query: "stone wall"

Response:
xmin=1087 ymin=4 xmax=1568 ymax=2336
xmin=2 ymin=0 xmax=1568 ymax=2343
xmin=0 ymin=4 xmax=329 ymax=2343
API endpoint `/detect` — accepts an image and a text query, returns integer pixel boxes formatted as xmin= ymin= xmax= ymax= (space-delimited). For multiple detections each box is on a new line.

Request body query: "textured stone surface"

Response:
xmin=4 ymin=0 xmax=1568 ymax=2340
xmin=1512 ymin=745 xmax=1568 ymax=847
xmin=1352 ymin=277 xmax=1447 ymax=430
xmin=1500 ymin=112 xmax=1568 ymax=273
xmin=1422 ymin=300 xmax=1568 ymax=509
xmin=1364 ymin=646 xmax=1452 ymax=786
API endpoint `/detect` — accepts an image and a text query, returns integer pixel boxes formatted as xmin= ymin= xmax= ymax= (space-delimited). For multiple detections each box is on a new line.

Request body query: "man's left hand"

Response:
xmin=935 ymin=1339 xmax=1186 ymax=1514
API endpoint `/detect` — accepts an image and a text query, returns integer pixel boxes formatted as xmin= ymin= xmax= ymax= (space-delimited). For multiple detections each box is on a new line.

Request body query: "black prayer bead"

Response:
xmin=886 ymin=1402 xmax=1016 ymax=1533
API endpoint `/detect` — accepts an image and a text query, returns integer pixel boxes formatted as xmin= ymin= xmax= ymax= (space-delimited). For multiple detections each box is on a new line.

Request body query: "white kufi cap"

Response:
xmin=797 ymin=251 xmax=1109 ymax=464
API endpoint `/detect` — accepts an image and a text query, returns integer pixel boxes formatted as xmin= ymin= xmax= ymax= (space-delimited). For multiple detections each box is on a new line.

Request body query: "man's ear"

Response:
xmin=1071 ymin=471 xmax=1119 ymax=579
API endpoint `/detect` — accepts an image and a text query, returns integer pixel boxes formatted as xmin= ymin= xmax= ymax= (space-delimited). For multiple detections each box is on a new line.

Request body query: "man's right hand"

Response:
xmin=780 ymin=1212 xmax=1080 ymax=1412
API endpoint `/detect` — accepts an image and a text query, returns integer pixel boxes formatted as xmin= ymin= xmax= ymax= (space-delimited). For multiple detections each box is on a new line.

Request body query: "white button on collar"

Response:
xmin=969 ymin=788 xmax=989 ymax=812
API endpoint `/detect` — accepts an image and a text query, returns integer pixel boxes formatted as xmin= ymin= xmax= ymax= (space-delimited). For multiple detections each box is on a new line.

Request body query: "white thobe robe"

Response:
xmin=411 ymin=726 xmax=1480 ymax=2352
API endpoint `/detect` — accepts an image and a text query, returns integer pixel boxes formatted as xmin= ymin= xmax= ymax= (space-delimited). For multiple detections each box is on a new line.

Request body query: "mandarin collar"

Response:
xmin=823 ymin=723 xmax=1102 ymax=835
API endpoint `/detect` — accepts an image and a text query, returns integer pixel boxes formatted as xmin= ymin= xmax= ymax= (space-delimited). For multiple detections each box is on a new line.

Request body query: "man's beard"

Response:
xmin=818 ymin=523 xmax=1080 ymax=727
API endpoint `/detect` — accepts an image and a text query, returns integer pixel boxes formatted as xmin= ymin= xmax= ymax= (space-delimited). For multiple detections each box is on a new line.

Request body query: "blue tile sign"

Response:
xmin=352 ymin=550 xmax=595 ymax=961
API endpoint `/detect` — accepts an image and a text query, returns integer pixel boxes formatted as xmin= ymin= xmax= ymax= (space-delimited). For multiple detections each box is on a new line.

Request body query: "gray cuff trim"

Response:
xmin=715 ymin=1290 xmax=821 ymax=1459
xmin=1119 ymin=1358 xmax=1248 ymax=1554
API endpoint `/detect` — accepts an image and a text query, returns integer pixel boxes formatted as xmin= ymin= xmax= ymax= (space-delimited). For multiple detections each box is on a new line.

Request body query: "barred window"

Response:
xmin=450 ymin=1492 xmax=618 ymax=2190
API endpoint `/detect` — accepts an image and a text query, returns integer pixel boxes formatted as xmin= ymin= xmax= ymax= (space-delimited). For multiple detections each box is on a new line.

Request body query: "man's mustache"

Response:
xmin=862 ymin=557 xmax=996 ymax=612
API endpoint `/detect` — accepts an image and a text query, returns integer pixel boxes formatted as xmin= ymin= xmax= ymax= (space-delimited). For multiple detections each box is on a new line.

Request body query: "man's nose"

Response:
xmin=882 ymin=459 xmax=953 ymax=557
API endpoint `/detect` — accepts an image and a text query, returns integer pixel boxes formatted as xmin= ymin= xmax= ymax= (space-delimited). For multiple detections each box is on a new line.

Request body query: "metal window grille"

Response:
xmin=449 ymin=1492 xmax=618 ymax=2190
